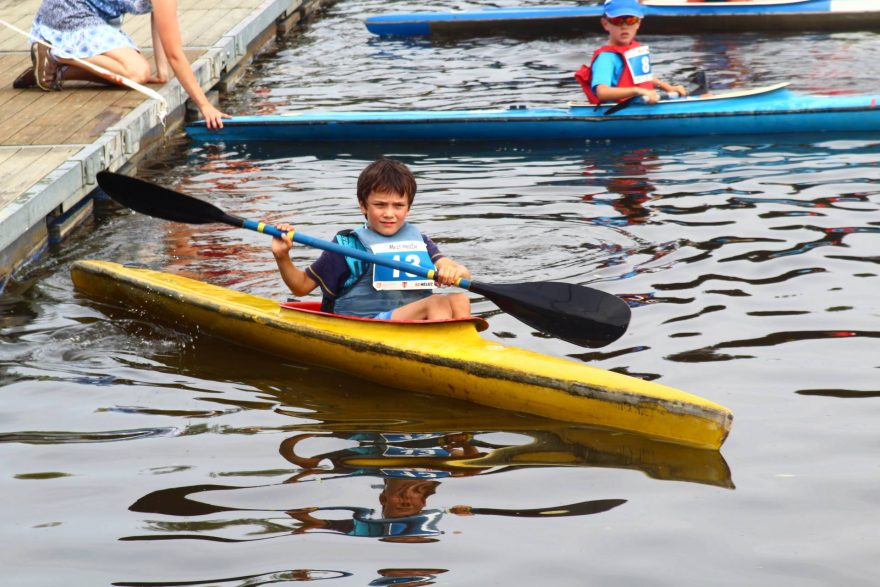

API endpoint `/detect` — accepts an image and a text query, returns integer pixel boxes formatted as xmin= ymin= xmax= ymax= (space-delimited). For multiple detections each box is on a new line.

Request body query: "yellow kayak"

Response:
xmin=70 ymin=260 xmax=732 ymax=449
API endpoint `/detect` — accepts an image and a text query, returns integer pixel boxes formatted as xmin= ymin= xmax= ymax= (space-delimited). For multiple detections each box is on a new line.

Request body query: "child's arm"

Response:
xmin=595 ymin=83 xmax=661 ymax=104
xmin=272 ymin=223 xmax=319 ymax=296
xmin=434 ymin=257 xmax=471 ymax=287
xmin=591 ymin=53 xmax=663 ymax=104
xmin=654 ymin=78 xmax=688 ymax=97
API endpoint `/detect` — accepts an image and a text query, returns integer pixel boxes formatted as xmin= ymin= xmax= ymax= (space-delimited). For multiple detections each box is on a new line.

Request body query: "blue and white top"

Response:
xmin=331 ymin=223 xmax=436 ymax=318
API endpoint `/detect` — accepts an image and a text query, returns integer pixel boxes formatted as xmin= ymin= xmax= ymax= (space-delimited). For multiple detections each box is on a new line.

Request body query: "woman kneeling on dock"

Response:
xmin=13 ymin=0 xmax=228 ymax=129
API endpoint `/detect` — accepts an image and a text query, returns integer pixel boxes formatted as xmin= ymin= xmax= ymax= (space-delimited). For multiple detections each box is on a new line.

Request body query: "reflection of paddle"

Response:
xmin=96 ymin=172 xmax=631 ymax=348
xmin=604 ymin=70 xmax=709 ymax=116
xmin=455 ymin=498 xmax=626 ymax=517
xmin=131 ymin=484 xmax=625 ymax=519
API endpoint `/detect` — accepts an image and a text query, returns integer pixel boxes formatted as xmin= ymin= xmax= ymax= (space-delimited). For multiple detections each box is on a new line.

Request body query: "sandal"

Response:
xmin=32 ymin=42 xmax=62 ymax=91
xmin=12 ymin=66 xmax=37 ymax=89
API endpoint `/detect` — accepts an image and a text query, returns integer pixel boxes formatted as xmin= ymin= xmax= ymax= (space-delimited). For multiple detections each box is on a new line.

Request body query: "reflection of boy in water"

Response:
xmin=280 ymin=432 xmax=485 ymax=541
xmin=286 ymin=478 xmax=443 ymax=540
xmin=284 ymin=474 xmax=626 ymax=541
xmin=276 ymin=431 xmax=627 ymax=541
xmin=380 ymin=478 xmax=439 ymax=517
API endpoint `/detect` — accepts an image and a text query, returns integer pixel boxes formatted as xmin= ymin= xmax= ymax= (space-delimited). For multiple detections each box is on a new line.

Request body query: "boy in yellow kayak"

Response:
xmin=272 ymin=158 xmax=471 ymax=320
xmin=575 ymin=0 xmax=688 ymax=105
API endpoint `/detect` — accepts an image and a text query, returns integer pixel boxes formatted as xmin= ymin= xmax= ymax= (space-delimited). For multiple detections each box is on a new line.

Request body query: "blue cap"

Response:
xmin=604 ymin=0 xmax=645 ymax=18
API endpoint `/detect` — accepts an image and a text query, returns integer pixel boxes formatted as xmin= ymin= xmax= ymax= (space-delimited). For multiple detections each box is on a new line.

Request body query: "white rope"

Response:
xmin=0 ymin=18 xmax=168 ymax=124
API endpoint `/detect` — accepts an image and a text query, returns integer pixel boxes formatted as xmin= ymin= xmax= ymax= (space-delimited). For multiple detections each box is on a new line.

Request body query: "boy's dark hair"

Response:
xmin=357 ymin=158 xmax=417 ymax=206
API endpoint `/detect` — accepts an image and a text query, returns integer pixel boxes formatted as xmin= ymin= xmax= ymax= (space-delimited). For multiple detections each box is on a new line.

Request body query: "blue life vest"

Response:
xmin=349 ymin=507 xmax=443 ymax=538
xmin=331 ymin=223 xmax=435 ymax=318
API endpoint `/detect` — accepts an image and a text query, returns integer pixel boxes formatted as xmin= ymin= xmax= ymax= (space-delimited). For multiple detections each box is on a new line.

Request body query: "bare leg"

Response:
xmin=390 ymin=293 xmax=471 ymax=321
xmin=448 ymin=293 xmax=470 ymax=318
xmin=57 ymin=47 xmax=152 ymax=86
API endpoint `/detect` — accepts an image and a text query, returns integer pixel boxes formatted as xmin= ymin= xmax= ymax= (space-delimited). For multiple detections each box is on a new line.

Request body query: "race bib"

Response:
xmin=370 ymin=240 xmax=435 ymax=291
xmin=382 ymin=446 xmax=451 ymax=457
xmin=381 ymin=433 xmax=446 ymax=443
xmin=623 ymin=45 xmax=654 ymax=85
xmin=380 ymin=468 xmax=451 ymax=479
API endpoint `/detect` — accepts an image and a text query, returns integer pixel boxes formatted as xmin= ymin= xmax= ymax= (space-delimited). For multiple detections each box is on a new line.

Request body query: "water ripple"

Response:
xmin=0 ymin=428 xmax=178 ymax=444
xmin=669 ymin=330 xmax=880 ymax=362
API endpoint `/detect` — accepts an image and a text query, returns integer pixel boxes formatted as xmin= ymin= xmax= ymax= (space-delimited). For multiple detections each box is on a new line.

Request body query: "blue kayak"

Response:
xmin=186 ymin=84 xmax=880 ymax=143
xmin=365 ymin=0 xmax=880 ymax=37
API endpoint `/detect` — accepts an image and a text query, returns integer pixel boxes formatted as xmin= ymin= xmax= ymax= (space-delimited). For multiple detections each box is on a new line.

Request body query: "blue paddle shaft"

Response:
xmin=242 ymin=219 xmax=473 ymax=289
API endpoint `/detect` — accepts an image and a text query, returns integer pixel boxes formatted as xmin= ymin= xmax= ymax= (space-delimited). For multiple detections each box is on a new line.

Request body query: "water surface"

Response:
xmin=1 ymin=1 xmax=879 ymax=585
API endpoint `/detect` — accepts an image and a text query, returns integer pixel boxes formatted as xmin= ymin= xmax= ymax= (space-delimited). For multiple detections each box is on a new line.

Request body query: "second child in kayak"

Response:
xmin=575 ymin=0 xmax=687 ymax=105
xmin=271 ymin=158 xmax=471 ymax=321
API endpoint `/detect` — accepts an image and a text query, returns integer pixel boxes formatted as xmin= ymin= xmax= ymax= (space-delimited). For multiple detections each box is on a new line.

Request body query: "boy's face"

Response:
xmin=601 ymin=15 xmax=641 ymax=46
xmin=380 ymin=479 xmax=435 ymax=518
xmin=359 ymin=189 xmax=411 ymax=236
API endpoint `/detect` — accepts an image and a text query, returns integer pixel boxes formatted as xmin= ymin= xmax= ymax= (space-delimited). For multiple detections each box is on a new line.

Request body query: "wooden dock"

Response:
xmin=0 ymin=0 xmax=331 ymax=290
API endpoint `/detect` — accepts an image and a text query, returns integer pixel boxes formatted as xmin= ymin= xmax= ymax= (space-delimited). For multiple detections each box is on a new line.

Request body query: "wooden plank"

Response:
xmin=63 ymin=107 xmax=131 ymax=144
xmin=55 ymin=90 xmax=143 ymax=144
xmin=121 ymin=13 xmax=153 ymax=48
xmin=0 ymin=91 xmax=81 ymax=144
xmin=177 ymin=10 xmax=226 ymax=48
xmin=0 ymin=147 xmax=80 ymax=208
xmin=189 ymin=10 xmax=255 ymax=47
xmin=14 ymin=88 xmax=119 ymax=145
xmin=0 ymin=0 xmax=40 ymax=10
xmin=0 ymin=54 xmax=33 ymax=87
xmin=0 ymin=55 xmax=34 ymax=112
xmin=186 ymin=0 xmax=265 ymax=10
xmin=0 ymin=146 xmax=22 ymax=167
xmin=0 ymin=9 xmax=36 ymax=52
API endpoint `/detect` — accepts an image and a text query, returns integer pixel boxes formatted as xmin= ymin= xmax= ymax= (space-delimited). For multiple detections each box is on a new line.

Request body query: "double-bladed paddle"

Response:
xmin=603 ymin=70 xmax=709 ymax=116
xmin=95 ymin=171 xmax=631 ymax=348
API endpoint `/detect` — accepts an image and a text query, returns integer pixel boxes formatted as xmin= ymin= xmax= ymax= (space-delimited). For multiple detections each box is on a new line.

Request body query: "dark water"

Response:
xmin=2 ymin=1 xmax=880 ymax=585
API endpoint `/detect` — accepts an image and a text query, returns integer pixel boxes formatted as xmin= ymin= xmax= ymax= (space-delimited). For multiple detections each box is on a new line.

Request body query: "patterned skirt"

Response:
xmin=30 ymin=0 xmax=150 ymax=59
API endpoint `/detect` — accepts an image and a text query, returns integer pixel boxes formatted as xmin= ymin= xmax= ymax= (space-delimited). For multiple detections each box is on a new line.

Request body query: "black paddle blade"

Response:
xmin=96 ymin=171 xmax=235 ymax=226
xmin=603 ymin=95 xmax=638 ymax=117
xmin=467 ymin=281 xmax=631 ymax=348
xmin=689 ymin=70 xmax=708 ymax=95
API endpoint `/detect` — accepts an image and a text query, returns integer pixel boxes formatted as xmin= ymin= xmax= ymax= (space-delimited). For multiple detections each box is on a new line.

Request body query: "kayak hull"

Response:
xmin=366 ymin=1 xmax=880 ymax=37
xmin=71 ymin=260 xmax=733 ymax=450
xmin=186 ymin=86 xmax=880 ymax=143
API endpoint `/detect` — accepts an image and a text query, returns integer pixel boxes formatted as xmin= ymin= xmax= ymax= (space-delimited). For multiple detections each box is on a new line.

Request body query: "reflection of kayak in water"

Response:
xmin=311 ymin=428 xmax=733 ymax=489
xmin=364 ymin=1 xmax=880 ymax=38
xmin=71 ymin=260 xmax=732 ymax=449
xmin=121 ymin=426 xmax=725 ymax=543
xmin=127 ymin=424 xmax=732 ymax=522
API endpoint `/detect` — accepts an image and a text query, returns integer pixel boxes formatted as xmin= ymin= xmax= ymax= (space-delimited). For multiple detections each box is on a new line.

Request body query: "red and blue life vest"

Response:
xmin=574 ymin=42 xmax=656 ymax=105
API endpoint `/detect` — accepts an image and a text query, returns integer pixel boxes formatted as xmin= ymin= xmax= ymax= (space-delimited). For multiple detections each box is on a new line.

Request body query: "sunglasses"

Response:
xmin=607 ymin=15 xmax=641 ymax=26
